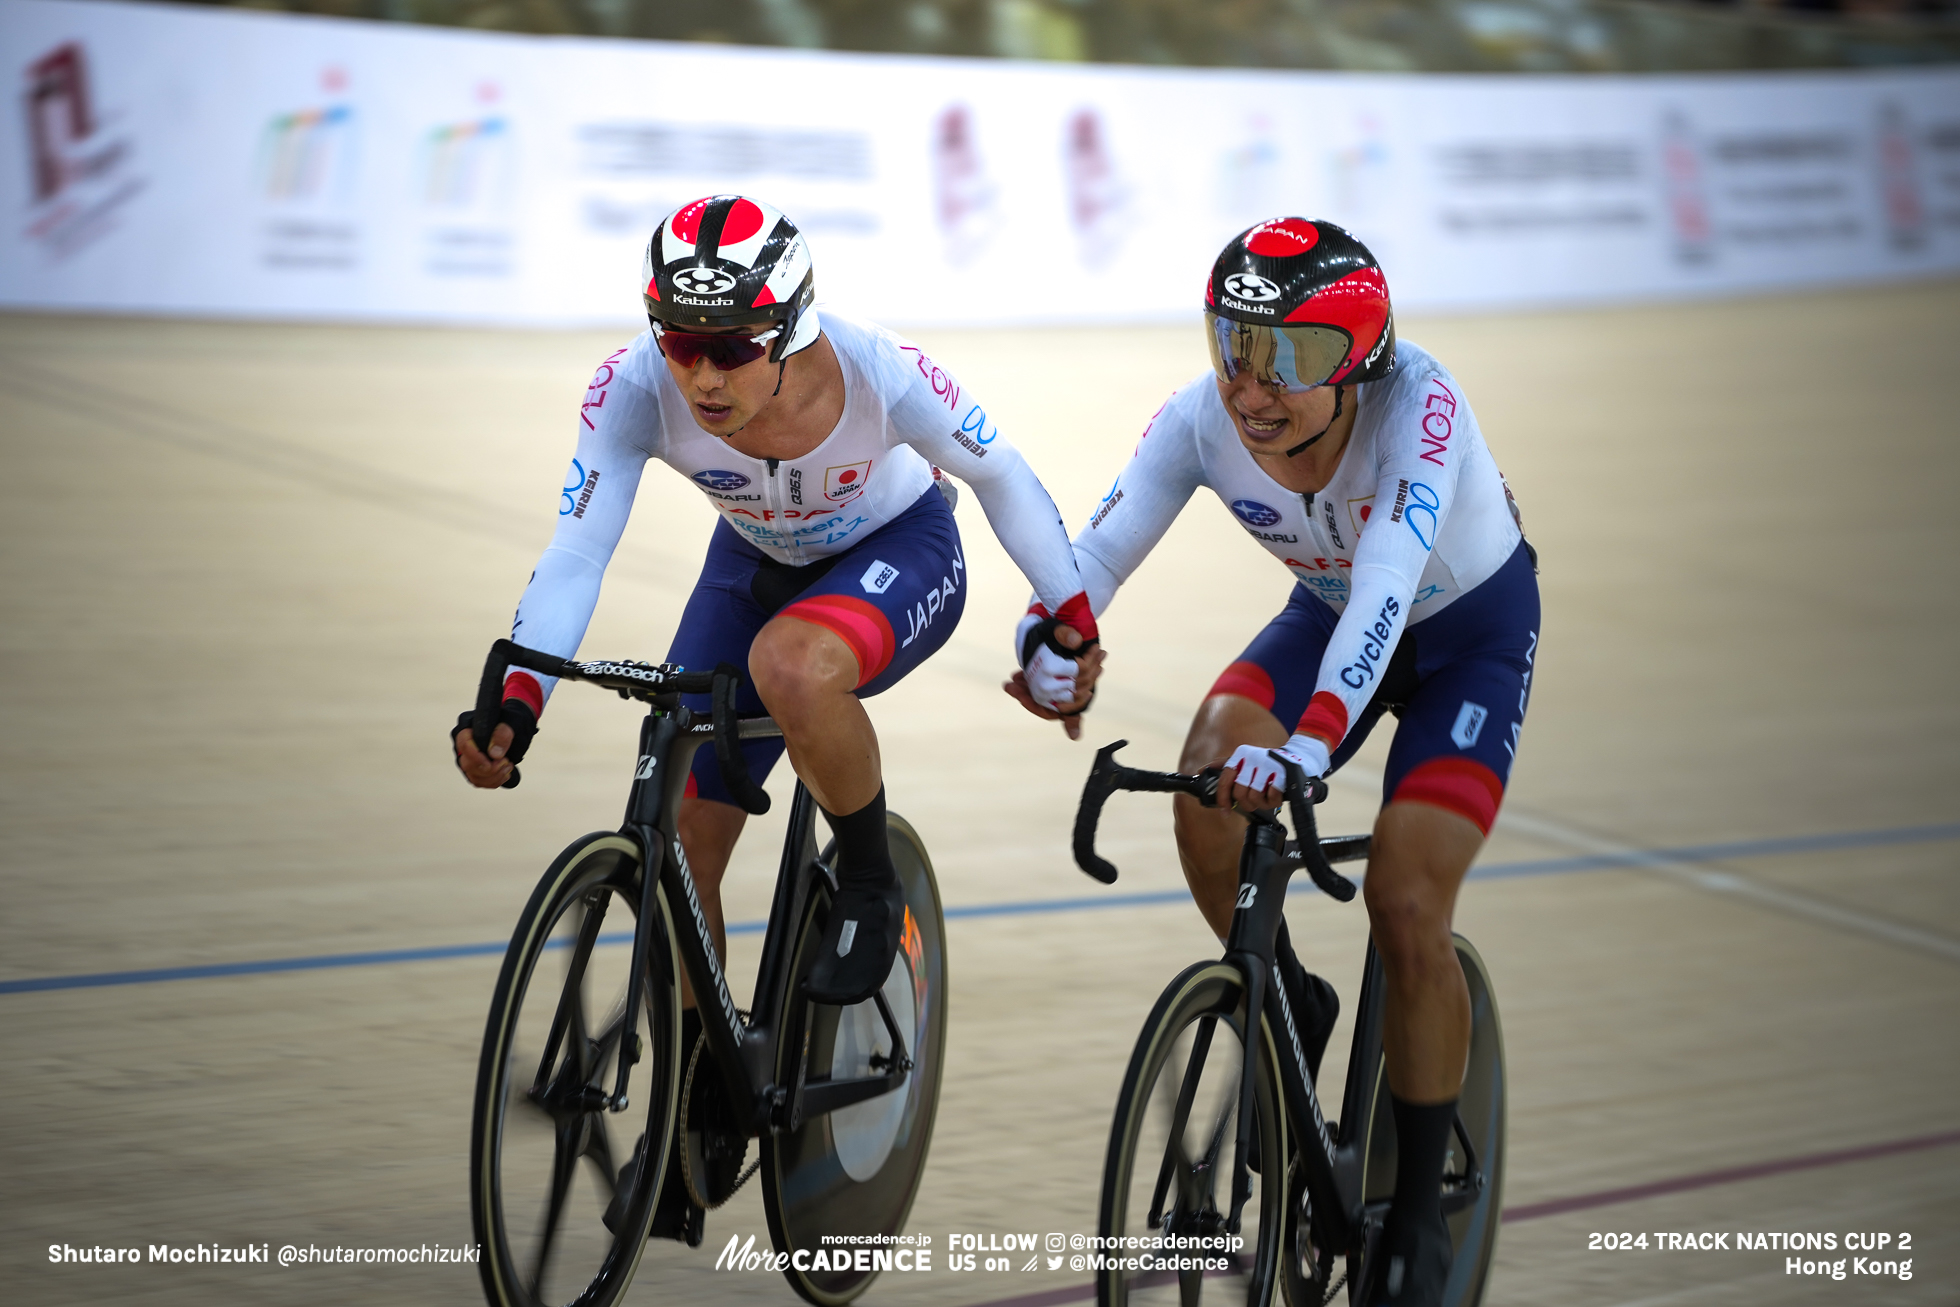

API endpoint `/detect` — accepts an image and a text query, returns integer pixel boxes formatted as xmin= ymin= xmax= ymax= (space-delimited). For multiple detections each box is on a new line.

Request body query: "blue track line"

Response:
xmin=5 ymin=822 xmax=1956 ymax=996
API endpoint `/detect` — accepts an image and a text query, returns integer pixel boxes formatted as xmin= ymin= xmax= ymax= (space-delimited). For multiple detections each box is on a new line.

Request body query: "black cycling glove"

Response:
xmin=1019 ymin=613 xmax=1100 ymax=669
xmin=452 ymin=699 xmax=539 ymax=789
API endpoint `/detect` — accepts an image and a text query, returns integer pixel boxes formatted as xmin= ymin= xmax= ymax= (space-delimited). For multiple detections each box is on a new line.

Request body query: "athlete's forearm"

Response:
xmin=960 ymin=445 xmax=1088 ymax=614
xmin=1064 ymin=395 xmax=1205 ymax=616
xmin=502 ymin=374 xmax=654 ymax=709
xmin=1299 ymin=452 xmax=1459 ymax=746
xmin=503 ymin=546 xmax=607 ymax=710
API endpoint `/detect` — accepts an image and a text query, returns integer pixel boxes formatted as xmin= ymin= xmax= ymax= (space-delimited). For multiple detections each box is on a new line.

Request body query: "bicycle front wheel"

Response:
xmin=1353 ymin=934 xmax=1507 ymax=1307
xmin=762 ymin=811 xmax=949 ymax=1306
xmin=1099 ymin=960 xmax=1287 ymax=1307
xmin=471 ymin=832 xmax=683 ymax=1307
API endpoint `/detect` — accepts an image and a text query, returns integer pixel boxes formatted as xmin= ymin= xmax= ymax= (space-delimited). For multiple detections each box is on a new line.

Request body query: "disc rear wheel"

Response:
xmin=1352 ymin=934 xmax=1506 ymax=1307
xmin=763 ymin=811 xmax=949 ymax=1306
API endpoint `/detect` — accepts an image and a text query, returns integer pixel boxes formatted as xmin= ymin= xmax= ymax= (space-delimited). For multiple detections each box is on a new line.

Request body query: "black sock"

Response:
xmin=820 ymin=788 xmax=896 ymax=891
xmin=1389 ymin=1094 xmax=1457 ymax=1232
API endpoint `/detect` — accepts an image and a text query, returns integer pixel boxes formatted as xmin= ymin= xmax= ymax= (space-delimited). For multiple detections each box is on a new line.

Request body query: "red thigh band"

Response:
xmin=1207 ymin=660 xmax=1276 ymax=711
xmin=779 ymin=594 xmax=897 ymax=687
xmin=1391 ymin=757 xmax=1505 ymax=835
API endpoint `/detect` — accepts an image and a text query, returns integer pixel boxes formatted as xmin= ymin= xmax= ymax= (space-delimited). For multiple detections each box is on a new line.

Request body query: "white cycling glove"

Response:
xmin=1224 ymin=734 xmax=1331 ymax=797
xmin=1015 ymin=612 xmax=1081 ymax=713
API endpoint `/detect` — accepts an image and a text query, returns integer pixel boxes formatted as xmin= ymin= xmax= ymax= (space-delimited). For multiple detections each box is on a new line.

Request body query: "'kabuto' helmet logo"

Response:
xmin=672 ymin=266 xmax=736 ymax=295
xmin=1224 ymin=272 xmax=1280 ymax=302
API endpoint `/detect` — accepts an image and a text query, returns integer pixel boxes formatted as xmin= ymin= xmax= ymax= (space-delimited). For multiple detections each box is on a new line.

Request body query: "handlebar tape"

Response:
xmin=1276 ymin=760 xmax=1357 ymax=903
xmin=1072 ymin=741 xmax=1218 ymax=884
xmin=1072 ymin=740 xmax=1128 ymax=883
xmin=474 ymin=639 xmax=574 ymax=788
xmin=472 ymin=641 xmax=770 ymax=810
xmin=711 ymin=664 xmax=771 ymax=817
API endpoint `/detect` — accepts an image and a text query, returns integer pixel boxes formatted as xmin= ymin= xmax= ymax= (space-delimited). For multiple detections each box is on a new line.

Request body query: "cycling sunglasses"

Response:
xmin=653 ymin=323 xmax=781 ymax=371
xmin=1206 ymin=312 xmax=1352 ymax=394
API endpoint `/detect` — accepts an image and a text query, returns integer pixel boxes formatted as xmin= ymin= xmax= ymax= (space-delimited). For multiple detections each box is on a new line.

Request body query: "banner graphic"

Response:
xmin=2 ymin=0 xmax=1956 ymax=326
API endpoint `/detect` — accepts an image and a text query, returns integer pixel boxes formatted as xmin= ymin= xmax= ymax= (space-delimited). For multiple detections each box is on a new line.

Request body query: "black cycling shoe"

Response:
xmin=803 ymin=881 xmax=906 ymax=1006
xmin=602 ymin=1136 xmax=704 ymax=1247
xmin=1359 ymin=1207 xmax=1452 ymax=1307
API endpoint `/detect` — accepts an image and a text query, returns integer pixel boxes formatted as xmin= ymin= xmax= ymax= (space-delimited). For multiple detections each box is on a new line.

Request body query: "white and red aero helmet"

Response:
xmin=642 ymin=195 xmax=818 ymax=361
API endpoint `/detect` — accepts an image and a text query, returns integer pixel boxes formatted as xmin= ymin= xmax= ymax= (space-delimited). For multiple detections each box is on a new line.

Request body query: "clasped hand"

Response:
xmin=1001 ymin=622 xmax=1105 ymax=741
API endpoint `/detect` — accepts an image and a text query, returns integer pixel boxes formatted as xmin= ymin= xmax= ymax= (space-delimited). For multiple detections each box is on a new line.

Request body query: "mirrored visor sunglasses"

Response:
xmin=653 ymin=324 xmax=781 ymax=371
xmin=1205 ymin=313 xmax=1352 ymax=394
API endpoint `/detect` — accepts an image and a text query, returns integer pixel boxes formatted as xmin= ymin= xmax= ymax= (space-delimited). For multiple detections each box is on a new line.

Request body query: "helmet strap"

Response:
xmin=772 ymin=360 xmax=786 ymax=397
xmin=1283 ymin=385 xmax=1343 ymax=459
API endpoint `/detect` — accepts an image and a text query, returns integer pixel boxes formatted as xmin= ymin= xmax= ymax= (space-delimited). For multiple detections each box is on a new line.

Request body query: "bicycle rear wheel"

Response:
xmin=1352 ymin=934 xmax=1506 ymax=1307
xmin=762 ymin=811 xmax=949 ymax=1306
xmin=471 ymin=832 xmax=683 ymax=1307
xmin=1099 ymin=960 xmax=1287 ymax=1307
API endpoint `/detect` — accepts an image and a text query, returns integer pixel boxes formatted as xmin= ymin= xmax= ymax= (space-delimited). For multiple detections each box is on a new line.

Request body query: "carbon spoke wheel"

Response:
xmin=1099 ymin=961 xmax=1287 ymax=1307
xmin=763 ymin=812 xmax=949 ymax=1306
xmin=471 ymin=832 xmax=682 ymax=1307
xmin=1352 ymin=934 xmax=1507 ymax=1307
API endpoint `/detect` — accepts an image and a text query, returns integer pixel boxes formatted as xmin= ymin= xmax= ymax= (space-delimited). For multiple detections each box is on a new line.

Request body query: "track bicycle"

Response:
xmin=466 ymin=638 xmax=948 ymax=1307
xmin=1073 ymin=742 xmax=1506 ymax=1307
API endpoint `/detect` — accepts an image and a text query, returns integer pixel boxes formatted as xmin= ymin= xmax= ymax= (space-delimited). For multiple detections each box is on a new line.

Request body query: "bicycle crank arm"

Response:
xmin=795 ymin=1069 xmax=908 ymax=1119
xmin=786 ymin=990 xmax=912 ymax=1125
xmin=1439 ymin=1110 xmax=1486 ymax=1216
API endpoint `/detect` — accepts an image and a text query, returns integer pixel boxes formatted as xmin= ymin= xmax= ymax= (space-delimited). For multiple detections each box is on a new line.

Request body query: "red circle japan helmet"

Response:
xmin=1205 ymin=218 xmax=1396 ymax=392
xmin=642 ymin=195 xmax=818 ymax=362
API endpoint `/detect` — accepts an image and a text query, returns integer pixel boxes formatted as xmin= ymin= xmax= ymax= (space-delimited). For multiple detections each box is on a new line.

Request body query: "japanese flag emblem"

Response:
xmin=825 ymin=460 xmax=872 ymax=503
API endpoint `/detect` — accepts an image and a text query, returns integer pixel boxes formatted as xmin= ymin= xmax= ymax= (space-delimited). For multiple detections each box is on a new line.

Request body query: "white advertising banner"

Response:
xmin=3 ymin=0 xmax=1957 ymax=327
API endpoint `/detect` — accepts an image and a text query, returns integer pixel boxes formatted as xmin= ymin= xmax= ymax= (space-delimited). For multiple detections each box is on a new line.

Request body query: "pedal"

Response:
xmin=602 ymin=1135 xmax=705 ymax=1247
xmin=648 ymin=1167 xmax=705 ymax=1247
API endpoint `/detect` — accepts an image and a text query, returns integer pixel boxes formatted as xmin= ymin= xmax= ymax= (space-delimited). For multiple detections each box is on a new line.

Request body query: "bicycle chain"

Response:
xmin=679 ymin=1030 xmax=759 ymax=1210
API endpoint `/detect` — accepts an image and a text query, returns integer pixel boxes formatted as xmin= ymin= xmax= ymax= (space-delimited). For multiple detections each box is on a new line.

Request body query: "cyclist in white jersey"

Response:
xmin=1010 ymin=220 xmax=1538 ymax=1307
xmin=453 ymin=196 xmax=1101 ymax=1232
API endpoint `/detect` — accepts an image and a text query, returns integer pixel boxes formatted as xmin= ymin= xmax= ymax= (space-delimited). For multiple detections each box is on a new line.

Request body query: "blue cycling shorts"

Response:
xmin=666 ymin=485 xmax=966 ymax=806
xmin=1207 ymin=540 xmax=1540 ymax=833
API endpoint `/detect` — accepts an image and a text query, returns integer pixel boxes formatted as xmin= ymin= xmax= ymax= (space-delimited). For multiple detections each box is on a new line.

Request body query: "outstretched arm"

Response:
xmin=453 ymin=346 xmax=658 ymax=787
xmin=884 ymin=343 xmax=1105 ymax=724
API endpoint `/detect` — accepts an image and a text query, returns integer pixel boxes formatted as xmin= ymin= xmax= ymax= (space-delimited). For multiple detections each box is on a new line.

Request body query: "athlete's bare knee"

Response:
xmin=1180 ymin=694 xmax=1283 ymax=773
xmin=1364 ymin=860 xmax=1459 ymax=988
xmin=1364 ymin=874 xmax=1426 ymax=954
xmin=750 ymin=617 xmax=857 ymax=712
xmin=1172 ymin=792 xmax=1237 ymax=864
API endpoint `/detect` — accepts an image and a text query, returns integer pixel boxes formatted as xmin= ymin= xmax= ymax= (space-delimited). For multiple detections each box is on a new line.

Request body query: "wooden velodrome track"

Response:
xmin=2 ymin=279 xmax=1957 ymax=1307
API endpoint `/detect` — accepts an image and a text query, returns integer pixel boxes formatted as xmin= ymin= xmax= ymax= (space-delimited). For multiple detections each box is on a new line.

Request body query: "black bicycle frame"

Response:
xmin=1072 ymin=739 xmax=1394 ymax=1255
xmin=476 ymin=639 xmax=912 ymax=1147
xmin=1219 ymin=813 xmax=1387 ymax=1254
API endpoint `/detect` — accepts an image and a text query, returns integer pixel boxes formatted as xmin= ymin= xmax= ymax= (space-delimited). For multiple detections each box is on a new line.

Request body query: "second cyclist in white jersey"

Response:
xmin=1011 ymin=219 xmax=1538 ymax=1307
